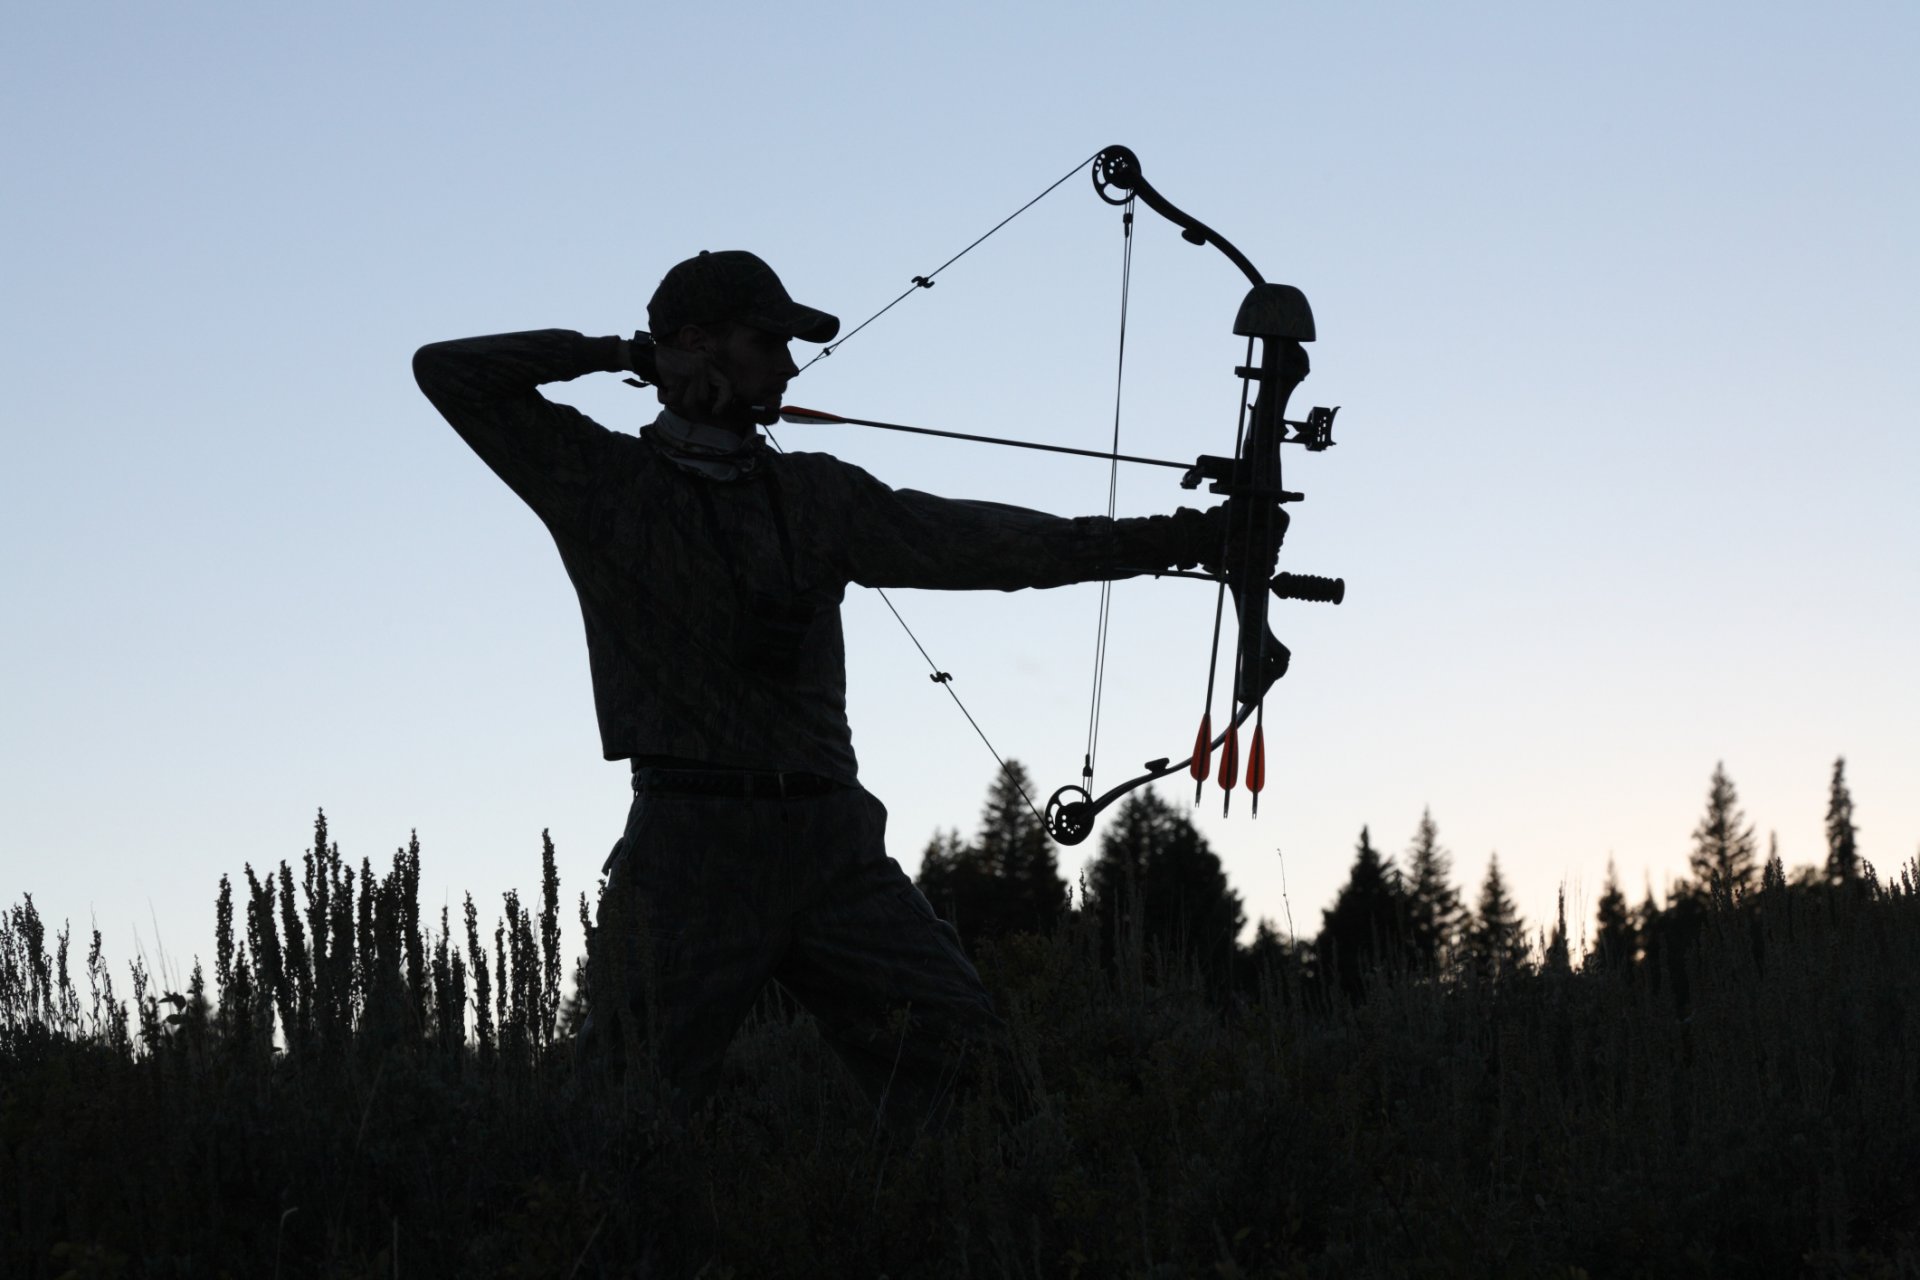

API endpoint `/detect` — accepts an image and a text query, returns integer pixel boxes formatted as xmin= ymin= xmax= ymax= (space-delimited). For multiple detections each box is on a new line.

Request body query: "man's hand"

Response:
xmin=1197 ymin=500 xmax=1289 ymax=578
xmin=651 ymin=342 xmax=736 ymax=422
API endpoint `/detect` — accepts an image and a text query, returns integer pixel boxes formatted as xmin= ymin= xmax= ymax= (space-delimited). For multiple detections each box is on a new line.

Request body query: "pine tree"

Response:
xmin=1465 ymin=854 xmax=1528 ymax=978
xmin=1825 ymin=756 xmax=1860 ymax=885
xmin=1315 ymin=827 xmax=1407 ymax=1000
xmin=1591 ymin=859 xmax=1636 ymax=971
xmin=1689 ymin=762 xmax=1758 ymax=901
xmin=1402 ymin=808 xmax=1464 ymax=972
xmin=1762 ymin=831 xmax=1787 ymax=892
xmin=974 ymin=761 xmax=1066 ymax=936
xmin=914 ymin=827 xmax=976 ymax=926
xmin=913 ymin=761 xmax=1067 ymax=947
xmin=1543 ymin=887 xmax=1571 ymax=974
xmin=1086 ymin=787 xmax=1245 ymax=992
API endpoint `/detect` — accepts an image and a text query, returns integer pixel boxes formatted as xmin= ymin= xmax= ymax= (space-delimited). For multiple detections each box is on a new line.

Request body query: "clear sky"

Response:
xmin=4 ymin=3 xmax=1915 ymax=986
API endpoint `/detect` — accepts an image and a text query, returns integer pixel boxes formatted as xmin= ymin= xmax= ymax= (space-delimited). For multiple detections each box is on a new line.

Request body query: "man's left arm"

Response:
xmin=826 ymin=463 xmax=1218 ymax=591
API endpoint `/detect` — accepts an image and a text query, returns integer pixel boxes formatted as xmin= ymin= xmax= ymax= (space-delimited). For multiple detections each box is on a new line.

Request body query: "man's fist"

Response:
xmin=651 ymin=343 xmax=736 ymax=421
xmin=1198 ymin=500 xmax=1289 ymax=577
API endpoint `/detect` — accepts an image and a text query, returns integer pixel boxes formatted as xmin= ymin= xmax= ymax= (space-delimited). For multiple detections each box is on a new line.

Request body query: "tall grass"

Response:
xmin=3 ymin=815 xmax=1916 ymax=1277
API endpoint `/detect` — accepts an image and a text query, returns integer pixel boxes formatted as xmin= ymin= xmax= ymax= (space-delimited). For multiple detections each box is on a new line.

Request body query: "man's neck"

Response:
xmin=654 ymin=409 xmax=760 ymax=451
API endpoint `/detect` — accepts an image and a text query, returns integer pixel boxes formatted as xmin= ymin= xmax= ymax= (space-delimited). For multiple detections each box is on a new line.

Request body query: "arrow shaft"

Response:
xmin=781 ymin=409 xmax=1191 ymax=473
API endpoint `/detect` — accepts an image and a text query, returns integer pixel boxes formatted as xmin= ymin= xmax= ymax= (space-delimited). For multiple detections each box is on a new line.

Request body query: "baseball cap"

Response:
xmin=647 ymin=250 xmax=840 ymax=344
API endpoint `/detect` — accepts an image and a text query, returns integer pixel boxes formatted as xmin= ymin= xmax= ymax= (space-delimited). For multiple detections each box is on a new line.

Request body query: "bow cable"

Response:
xmin=762 ymin=419 xmax=1049 ymax=829
xmin=793 ymin=150 xmax=1103 ymax=378
xmin=760 ymin=153 xmax=1112 ymax=831
xmin=1079 ymin=196 xmax=1135 ymax=802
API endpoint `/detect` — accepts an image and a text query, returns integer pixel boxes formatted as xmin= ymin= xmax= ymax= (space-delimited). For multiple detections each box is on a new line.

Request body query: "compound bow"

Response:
xmin=1036 ymin=145 xmax=1345 ymax=845
xmin=765 ymin=145 xmax=1348 ymax=846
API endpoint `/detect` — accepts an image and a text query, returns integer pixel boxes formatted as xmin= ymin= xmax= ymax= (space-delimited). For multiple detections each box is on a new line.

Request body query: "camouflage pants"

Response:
xmin=584 ymin=774 xmax=1005 ymax=1129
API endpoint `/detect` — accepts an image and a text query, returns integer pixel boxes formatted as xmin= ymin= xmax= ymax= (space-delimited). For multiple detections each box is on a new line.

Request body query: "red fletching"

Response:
xmin=1190 ymin=712 xmax=1212 ymax=805
xmin=1189 ymin=713 xmax=1212 ymax=782
xmin=778 ymin=405 xmax=846 ymax=424
xmin=1218 ymin=722 xmax=1241 ymax=817
xmin=1247 ymin=724 xmax=1266 ymax=817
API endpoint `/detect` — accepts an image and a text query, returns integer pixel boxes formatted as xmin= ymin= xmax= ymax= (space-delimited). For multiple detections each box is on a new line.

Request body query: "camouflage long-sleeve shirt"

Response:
xmin=414 ymin=329 xmax=1208 ymax=785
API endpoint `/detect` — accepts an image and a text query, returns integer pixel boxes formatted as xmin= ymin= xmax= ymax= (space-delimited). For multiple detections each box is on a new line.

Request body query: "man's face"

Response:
xmin=714 ymin=324 xmax=799 ymax=426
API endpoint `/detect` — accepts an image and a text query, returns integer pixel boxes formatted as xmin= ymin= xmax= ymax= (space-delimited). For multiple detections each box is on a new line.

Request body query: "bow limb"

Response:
xmin=1044 ymin=693 xmax=1264 ymax=845
xmin=1093 ymin=146 xmax=1265 ymax=289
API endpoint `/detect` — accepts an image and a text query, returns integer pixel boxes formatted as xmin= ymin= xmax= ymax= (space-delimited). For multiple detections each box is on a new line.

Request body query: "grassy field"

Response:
xmin=3 ymin=836 xmax=1917 ymax=1278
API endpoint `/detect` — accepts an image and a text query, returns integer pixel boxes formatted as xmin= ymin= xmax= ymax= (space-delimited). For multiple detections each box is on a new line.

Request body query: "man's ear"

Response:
xmin=673 ymin=323 xmax=717 ymax=355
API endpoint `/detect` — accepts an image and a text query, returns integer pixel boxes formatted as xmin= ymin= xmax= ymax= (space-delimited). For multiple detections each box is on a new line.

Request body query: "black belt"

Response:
xmin=631 ymin=764 xmax=844 ymax=799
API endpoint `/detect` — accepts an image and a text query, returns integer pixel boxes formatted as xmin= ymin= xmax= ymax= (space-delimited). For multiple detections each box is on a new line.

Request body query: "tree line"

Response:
xmin=914 ymin=755 xmax=1884 ymax=1002
xmin=4 ymin=759 xmax=1914 ymax=1272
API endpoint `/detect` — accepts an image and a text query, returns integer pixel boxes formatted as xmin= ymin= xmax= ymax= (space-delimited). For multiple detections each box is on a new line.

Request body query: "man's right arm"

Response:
xmin=412 ymin=330 xmax=630 ymax=526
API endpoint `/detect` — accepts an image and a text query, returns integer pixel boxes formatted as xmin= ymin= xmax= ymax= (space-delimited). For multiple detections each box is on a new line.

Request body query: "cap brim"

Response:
xmin=748 ymin=299 xmax=840 ymax=344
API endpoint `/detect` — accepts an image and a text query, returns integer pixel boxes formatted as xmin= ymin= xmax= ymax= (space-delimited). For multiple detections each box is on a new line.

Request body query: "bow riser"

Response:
xmin=1043 ymin=264 xmax=1340 ymax=844
xmin=1230 ymin=317 xmax=1312 ymax=712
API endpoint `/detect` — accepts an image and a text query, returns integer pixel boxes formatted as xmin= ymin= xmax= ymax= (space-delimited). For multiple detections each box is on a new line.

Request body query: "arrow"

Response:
xmin=779 ymin=406 xmax=1193 ymax=473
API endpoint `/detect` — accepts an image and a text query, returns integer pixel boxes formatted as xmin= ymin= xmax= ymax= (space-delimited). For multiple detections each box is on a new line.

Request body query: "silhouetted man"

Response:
xmin=414 ymin=250 xmax=1226 ymax=1128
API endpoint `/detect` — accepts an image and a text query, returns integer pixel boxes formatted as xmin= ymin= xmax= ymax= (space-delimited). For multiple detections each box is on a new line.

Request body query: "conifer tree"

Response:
xmin=1825 ymin=756 xmax=1860 ymax=885
xmin=975 ymin=761 xmax=1066 ymax=936
xmin=1086 ymin=787 xmax=1245 ymax=991
xmin=1402 ymin=808 xmax=1464 ymax=972
xmin=1465 ymin=854 xmax=1528 ymax=977
xmin=914 ymin=761 xmax=1067 ymax=947
xmin=914 ymin=828 xmax=976 ymax=927
xmin=1591 ymin=859 xmax=1636 ymax=971
xmin=1543 ymin=887 xmax=1571 ymax=975
xmin=1315 ymin=826 xmax=1407 ymax=1000
xmin=1762 ymin=832 xmax=1787 ymax=892
xmin=1689 ymin=762 xmax=1758 ymax=901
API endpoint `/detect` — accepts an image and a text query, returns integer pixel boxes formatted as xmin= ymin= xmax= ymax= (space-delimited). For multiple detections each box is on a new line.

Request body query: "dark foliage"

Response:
xmin=7 ymin=755 xmax=1920 ymax=1276
xmin=1315 ymin=826 xmax=1409 ymax=1001
xmin=1591 ymin=859 xmax=1637 ymax=971
xmin=6 ymin=823 xmax=1920 ymax=1277
xmin=1084 ymin=788 xmax=1246 ymax=997
xmin=914 ymin=761 xmax=1068 ymax=947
